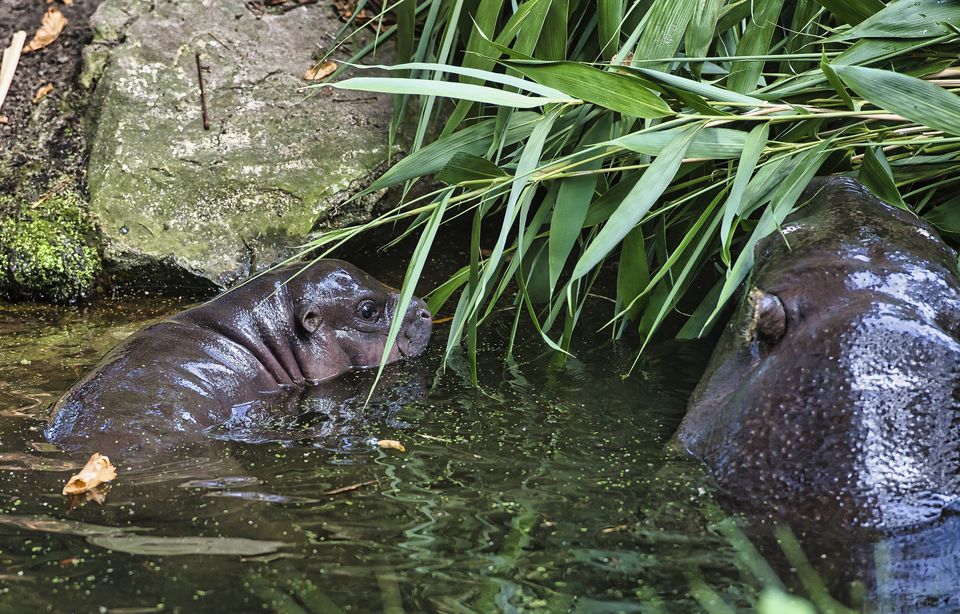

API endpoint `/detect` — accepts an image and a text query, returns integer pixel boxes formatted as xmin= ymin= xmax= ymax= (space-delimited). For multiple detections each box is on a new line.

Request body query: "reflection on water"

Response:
xmin=0 ymin=298 xmax=954 ymax=612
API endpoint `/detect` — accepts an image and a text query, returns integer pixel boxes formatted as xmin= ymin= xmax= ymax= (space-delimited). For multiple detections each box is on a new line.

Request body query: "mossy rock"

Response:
xmin=0 ymin=189 xmax=102 ymax=303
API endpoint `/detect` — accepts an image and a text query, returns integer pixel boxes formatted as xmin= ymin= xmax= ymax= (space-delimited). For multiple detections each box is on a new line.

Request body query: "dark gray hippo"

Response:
xmin=678 ymin=176 xmax=960 ymax=531
xmin=46 ymin=259 xmax=433 ymax=457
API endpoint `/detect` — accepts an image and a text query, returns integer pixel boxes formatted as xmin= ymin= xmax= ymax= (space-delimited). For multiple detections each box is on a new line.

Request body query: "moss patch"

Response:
xmin=0 ymin=188 xmax=101 ymax=303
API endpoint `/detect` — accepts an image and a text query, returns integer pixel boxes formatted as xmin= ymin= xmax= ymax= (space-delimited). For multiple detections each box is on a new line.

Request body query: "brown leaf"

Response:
xmin=304 ymin=60 xmax=337 ymax=81
xmin=377 ymin=439 xmax=406 ymax=452
xmin=63 ymin=0 xmax=74 ymax=5
xmin=62 ymin=453 xmax=117 ymax=495
xmin=0 ymin=116 xmax=7 ymax=125
xmin=32 ymin=82 xmax=54 ymax=104
xmin=23 ymin=8 xmax=68 ymax=53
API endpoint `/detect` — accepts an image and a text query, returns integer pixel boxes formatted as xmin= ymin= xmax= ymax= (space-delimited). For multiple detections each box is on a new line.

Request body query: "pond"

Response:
xmin=0 ymin=273 xmax=951 ymax=613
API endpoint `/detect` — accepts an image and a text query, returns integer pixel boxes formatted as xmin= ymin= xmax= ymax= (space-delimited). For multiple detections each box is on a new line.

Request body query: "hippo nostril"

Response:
xmin=418 ymin=308 xmax=431 ymax=321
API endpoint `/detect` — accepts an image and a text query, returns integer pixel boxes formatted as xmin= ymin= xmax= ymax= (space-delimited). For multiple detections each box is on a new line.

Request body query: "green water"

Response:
xmin=0 ymin=296 xmax=763 ymax=613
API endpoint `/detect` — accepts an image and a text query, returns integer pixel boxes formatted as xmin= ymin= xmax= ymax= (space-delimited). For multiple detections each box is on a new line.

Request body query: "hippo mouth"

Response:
xmin=397 ymin=328 xmax=431 ymax=359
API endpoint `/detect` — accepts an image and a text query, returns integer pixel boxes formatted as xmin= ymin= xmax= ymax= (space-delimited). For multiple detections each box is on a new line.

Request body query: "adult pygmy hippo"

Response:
xmin=678 ymin=177 xmax=960 ymax=530
xmin=46 ymin=259 xmax=433 ymax=456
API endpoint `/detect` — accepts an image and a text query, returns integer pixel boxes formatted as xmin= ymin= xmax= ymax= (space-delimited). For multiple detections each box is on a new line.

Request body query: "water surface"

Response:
xmin=6 ymin=292 xmax=903 ymax=612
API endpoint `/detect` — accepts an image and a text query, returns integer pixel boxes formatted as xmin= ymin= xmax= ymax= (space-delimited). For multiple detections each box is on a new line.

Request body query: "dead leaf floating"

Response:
xmin=377 ymin=439 xmax=406 ymax=452
xmin=32 ymin=82 xmax=54 ymax=104
xmin=304 ymin=60 xmax=337 ymax=81
xmin=63 ymin=452 xmax=117 ymax=495
xmin=23 ymin=8 xmax=68 ymax=53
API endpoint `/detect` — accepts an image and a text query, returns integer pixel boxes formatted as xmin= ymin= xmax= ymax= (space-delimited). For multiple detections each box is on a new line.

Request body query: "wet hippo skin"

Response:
xmin=46 ymin=259 xmax=433 ymax=456
xmin=678 ymin=176 xmax=960 ymax=530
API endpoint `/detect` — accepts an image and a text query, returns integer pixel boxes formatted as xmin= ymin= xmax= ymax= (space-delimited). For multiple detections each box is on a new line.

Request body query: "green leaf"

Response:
xmin=815 ymin=0 xmax=883 ymax=25
xmin=633 ymin=0 xmax=698 ymax=71
xmin=548 ymin=117 xmax=611 ymax=291
xmin=536 ymin=0 xmax=568 ymax=60
xmin=627 ymin=67 xmax=764 ymax=106
xmin=701 ymin=139 xmax=832 ymax=334
xmin=571 ymin=125 xmax=701 ymax=281
xmin=368 ymin=112 xmax=540 ymax=191
xmin=326 ymin=77 xmax=576 ymax=108
xmin=436 ymin=152 xmax=509 ymax=185
xmin=503 ymin=60 xmax=673 ymax=117
xmin=832 ymin=65 xmax=960 ymax=137
xmin=597 ymin=0 xmax=624 ymax=59
xmin=370 ymin=189 xmax=450 ymax=401
xmin=836 ymin=0 xmax=960 ymax=39
xmin=819 ymin=55 xmax=855 ymax=111
xmin=859 ymin=147 xmax=908 ymax=209
xmin=924 ymin=195 xmax=960 ymax=235
xmin=720 ymin=123 xmax=768 ymax=265
xmin=344 ymin=61 xmax=572 ymax=99
xmin=727 ymin=0 xmax=785 ymax=94
xmin=612 ymin=126 xmax=747 ymax=159
xmin=617 ymin=226 xmax=650 ymax=320
xmin=426 ymin=265 xmax=469 ymax=315
xmin=685 ymin=0 xmax=723 ymax=77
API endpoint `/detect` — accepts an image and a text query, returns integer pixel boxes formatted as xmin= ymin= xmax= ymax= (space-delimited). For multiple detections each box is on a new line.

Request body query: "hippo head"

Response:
xmin=232 ymin=260 xmax=432 ymax=386
xmin=678 ymin=177 xmax=960 ymax=530
xmin=290 ymin=259 xmax=432 ymax=373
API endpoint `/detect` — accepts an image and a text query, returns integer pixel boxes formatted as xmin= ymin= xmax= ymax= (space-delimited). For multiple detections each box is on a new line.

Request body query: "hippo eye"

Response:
xmin=357 ymin=300 xmax=378 ymax=321
xmin=756 ymin=292 xmax=786 ymax=346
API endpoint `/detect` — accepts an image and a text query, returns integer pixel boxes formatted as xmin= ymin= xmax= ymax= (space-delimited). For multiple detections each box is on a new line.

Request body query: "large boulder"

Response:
xmin=84 ymin=0 xmax=399 ymax=289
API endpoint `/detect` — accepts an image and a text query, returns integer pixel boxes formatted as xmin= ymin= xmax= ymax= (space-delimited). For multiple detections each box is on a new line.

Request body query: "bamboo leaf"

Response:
xmin=326 ymin=77 xmax=576 ymax=107
xmin=341 ymin=61 xmax=573 ymax=99
xmin=633 ymin=0 xmax=699 ymax=71
xmin=597 ymin=0 xmax=624 ymax=59
xmin=685 ymin=0 xmax=723 ymax=77
xmin=628 ymin=67 xmax=764 ymax=106
xmin=617 ymin=226 xmax=650 ymax=321
xmin=612 ymin=126 xmax=747 ymax=159
xmin=859 ymin=147 xmax=908 ymax=209
xmin=720 ymin=123 xmax=768 ymax=265
xmin=368 ymin=112 xmax=540 ymax=191
xmin=548 ymin=117 xmax=611 ymax=291
xmin=815 ymin=0 xmax=883 ymax=25
xmin=571 ymin=125 xmax=701 ymax=281
xmin=536 ymin=0 xmax=569 ymax=60
xmin=436 ymin=152 xmax=509 ymax=185
xmin=727 ymin=0 xmax=786 ymax=94
xmin=832 ymin=65 xmax=960 ymax=137
xmin=369 ymin=190 xmax=449 ymax=401
xmin=503 ymin=60 xmax=673 ymax=117
xmin=835 ymin=0 xmax=960 ymax=39
xmin=701 ymin=140 xmax=832 ymax=334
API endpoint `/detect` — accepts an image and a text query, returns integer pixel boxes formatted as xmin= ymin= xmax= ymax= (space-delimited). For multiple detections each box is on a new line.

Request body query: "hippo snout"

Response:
xmin=399 ymin=298 xmax=432 ymax=358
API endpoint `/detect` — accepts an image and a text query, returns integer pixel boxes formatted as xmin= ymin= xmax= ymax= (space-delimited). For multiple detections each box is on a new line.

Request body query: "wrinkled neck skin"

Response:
xmin=679 ymin=177 xmax=960 ymax=532
xmin=174 ymin=271 xmax=351 ymax=392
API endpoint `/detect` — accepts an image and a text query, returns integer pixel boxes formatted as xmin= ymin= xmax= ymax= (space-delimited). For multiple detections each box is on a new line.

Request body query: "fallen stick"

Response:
xmin=195 ymin=52 xmax=210 ymax=130
xmin=0 ymin=31 xmax=27 ymax=114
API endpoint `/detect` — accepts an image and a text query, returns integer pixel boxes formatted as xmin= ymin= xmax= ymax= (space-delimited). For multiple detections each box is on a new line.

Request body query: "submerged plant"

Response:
xmin=310 ymin=0 xmax=960 ymax=381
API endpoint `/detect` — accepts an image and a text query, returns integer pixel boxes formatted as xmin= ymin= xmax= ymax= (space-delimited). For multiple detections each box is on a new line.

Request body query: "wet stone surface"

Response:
xmin=85 ymin=0 xmax=403 ymax=289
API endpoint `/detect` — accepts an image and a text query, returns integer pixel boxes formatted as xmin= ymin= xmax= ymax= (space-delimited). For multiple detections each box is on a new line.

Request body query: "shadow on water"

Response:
xmin=0 ymin=294 xmax=957 ymax=612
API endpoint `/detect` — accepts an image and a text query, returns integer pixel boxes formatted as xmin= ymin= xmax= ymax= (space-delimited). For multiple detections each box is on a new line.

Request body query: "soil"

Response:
xmin=0 ymin=0 xmax=102 ymax=185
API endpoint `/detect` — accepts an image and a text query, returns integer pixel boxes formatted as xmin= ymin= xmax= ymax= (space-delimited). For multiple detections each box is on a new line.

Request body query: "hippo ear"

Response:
xmin=756 ymin=292 xmax=786 ymax=345
xmin=300 ymin=309 xmax=323 ymax=334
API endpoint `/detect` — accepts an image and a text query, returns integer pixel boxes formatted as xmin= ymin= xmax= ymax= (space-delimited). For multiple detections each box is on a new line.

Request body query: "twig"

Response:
xmin=323 ymin=479 xmax=378 ymax=496
xmin=0 ymin=31 xmax=27 ymax=114
xmin=195 ymin=52 xmax=210 ymax=130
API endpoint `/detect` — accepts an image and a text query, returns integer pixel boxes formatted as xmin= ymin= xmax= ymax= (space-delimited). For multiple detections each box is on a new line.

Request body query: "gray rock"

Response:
xmin=85 ymin=0 xmax=400 ymax=288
